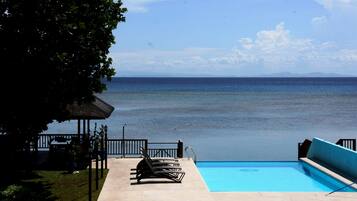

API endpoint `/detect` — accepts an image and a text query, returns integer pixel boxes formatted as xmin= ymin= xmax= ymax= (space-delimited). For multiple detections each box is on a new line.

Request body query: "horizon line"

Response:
xmin=111 ymin=76 xmax=357 ymax=78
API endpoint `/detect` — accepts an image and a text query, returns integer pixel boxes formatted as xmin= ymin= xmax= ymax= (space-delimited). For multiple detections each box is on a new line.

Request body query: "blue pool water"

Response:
xmin=196 ymin=161 xmax=357 ymax=192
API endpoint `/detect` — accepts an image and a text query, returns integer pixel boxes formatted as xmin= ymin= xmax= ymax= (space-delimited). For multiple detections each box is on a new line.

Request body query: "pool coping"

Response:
xmin=300 ymin=157 xmax=357 ymax=190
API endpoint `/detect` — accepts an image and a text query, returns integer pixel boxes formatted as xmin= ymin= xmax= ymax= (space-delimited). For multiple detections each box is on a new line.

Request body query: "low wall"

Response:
xmin=307 ymin=137 xmax=357 ymax=179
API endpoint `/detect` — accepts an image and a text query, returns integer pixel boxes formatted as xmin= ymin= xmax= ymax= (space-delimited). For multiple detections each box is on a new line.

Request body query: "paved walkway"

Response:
xmin=98 ymin=158 xmax=357 ymax=201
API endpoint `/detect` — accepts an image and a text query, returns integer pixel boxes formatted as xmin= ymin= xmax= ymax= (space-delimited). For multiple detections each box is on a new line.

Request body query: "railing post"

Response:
xmin=177 ymin=140 xmax=183 ymax=158
xmin=122 ymin=124 xmax=126 ymax=158
xmin=95 ymin=142 xmax=99 ymax=190
xmin=104 ymin=126 xmax=108 ymax=169
xmin=298 ymin=139 xmax=311 ymax=159
xmin=100 ymin=132 xmax=104 ymax=178
xmin=144 ymin=140 xmax=148 ymax=153
xmin=336 ymin=139 xmax=357 ymax=151
xmin=88 ymin=148 xmax=92 ymax=201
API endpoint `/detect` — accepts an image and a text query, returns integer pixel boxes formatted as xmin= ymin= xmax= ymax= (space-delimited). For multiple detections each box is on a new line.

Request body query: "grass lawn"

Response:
xmin=0 ymin=169 xmax=108 ymax=201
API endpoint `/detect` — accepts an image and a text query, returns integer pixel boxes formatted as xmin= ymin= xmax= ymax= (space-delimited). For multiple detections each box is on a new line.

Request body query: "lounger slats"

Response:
xmin=135 ymin=148 xmax=185 ymax=183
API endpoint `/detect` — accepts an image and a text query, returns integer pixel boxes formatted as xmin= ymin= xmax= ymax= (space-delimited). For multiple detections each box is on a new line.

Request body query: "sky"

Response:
xmin=110 ymin=0 xmax=357 ymax=77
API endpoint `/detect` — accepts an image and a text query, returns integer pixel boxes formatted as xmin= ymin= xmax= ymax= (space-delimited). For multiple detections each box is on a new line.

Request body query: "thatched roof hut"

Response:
xmin=66 ymin=96 xmax=114 ymax=120
xmin=66 ymin=96 xmax=114 ymax=135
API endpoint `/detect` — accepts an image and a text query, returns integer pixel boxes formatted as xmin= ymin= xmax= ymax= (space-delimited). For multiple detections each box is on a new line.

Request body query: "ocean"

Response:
xmin=46 ymin=77 xmax=357 ymax=161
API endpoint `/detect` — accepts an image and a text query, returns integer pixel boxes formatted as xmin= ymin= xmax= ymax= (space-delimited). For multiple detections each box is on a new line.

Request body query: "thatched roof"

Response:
xmin=66 ymin=96 xmax=114 ymax=119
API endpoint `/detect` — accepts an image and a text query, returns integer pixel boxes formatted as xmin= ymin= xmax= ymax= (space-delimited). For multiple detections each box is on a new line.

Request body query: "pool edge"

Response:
xmin=300 ymin=157 xmax=357 ymax=191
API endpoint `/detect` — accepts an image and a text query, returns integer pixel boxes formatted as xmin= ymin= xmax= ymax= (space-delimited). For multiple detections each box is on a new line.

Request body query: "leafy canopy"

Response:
xmin=0 ymin=0 xmax=126 ymax=139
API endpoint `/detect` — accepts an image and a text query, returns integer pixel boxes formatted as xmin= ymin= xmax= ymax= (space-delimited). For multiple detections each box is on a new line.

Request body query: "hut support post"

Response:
xmin=77 ymin=119 xmax=81 ymax=138
xmin=83 ymin=120 xmax=86 ymax=135
xmin=87 ymin=119 xmax=90 ymax=134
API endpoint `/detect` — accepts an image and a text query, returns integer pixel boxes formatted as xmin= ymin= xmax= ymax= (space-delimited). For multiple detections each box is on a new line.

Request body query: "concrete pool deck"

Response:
xmin=98 ymin=158 xmax=357 ymax=201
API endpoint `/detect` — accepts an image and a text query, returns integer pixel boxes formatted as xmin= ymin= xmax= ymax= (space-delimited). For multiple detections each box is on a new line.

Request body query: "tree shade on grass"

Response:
xmin=0 ymin=170 xmax=108 ymax=201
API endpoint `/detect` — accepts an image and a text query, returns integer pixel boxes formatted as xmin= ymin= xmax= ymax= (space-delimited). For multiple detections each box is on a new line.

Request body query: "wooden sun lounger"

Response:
xmin=135 ymin=154 xmax=185 ymax=183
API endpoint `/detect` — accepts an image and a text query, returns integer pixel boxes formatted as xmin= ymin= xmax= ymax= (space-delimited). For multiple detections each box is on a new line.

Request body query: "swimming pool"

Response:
xmin=196 ymin=161 xmax=357 ymax=192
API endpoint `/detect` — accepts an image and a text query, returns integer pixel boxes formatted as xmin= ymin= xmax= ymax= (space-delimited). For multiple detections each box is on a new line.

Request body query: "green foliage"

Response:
xmin=0 ymin=183 xmax=51 ymax=201
xmin=1 ymin=184 xmax=25 ymax=201
xmin=0 ymin=170 xmax=108 ymax=201
xmin=0 ymin=0 xmax=126 ymax=143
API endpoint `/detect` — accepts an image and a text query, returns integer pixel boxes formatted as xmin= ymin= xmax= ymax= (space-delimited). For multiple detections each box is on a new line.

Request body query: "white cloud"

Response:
xmin=122 ymin=0 xmax=164 ymax=13
xmin=253 ymin=23 xmax=312 ymax=53
xmin=315 ymin=0 xmax=357 ymax=10
xmin=229 ymin=23 xmax=316 ymax=69
xmin=239 ymin=38 xmax=254 ymax=50
xmin=311 ymin=16 xmax=328 ymax=25
xmin=111 ymin=23 xmax=357 ymax=76
xmin=111 ymin=48 xmax=224 ymax=71
xmin=312 ymin=0 xmax=357 ymax=48
xmin=232 ymin=23 xmax=357 ymax=72
xmin=335 ymin=49 xmax=357 ymax=62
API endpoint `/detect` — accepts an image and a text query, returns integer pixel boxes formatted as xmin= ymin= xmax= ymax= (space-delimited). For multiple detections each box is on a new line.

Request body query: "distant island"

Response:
xmin=114 ymin=71 xmax=356 ymax=78
xmin=261 ymin=72 xmax=354 ymax=77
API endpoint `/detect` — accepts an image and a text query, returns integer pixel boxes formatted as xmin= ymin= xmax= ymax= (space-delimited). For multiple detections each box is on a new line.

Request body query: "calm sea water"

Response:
xmin=47 ymin=78 xmax=357 ymax=161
